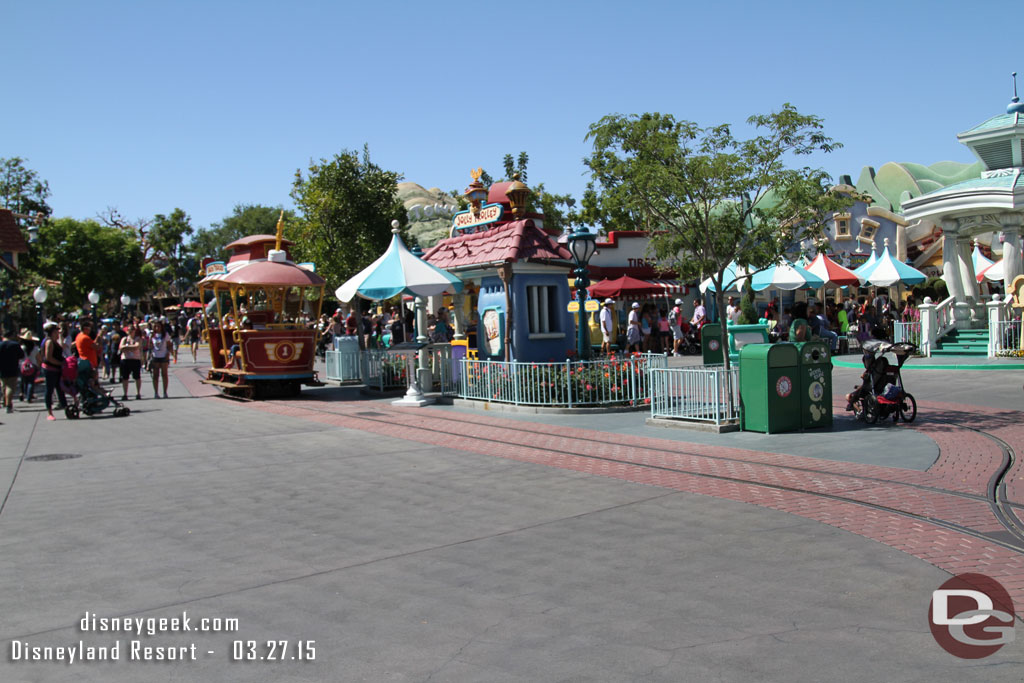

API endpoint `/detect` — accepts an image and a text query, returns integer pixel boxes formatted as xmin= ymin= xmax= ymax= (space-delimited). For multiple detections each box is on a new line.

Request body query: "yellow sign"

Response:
xmin=584 ymin=299 xmax=600 ymax=312
xmin=566 ymin=301 xmax=580 ymax=313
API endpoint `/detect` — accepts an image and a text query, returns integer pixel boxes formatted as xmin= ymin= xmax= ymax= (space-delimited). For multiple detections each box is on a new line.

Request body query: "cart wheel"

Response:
xmin=864 ymin=402 xmax=879 ymax=424
xmin=899 ymin=393 xmax=917 ymax=424
xmin=65 ymin=405 xmax=79 ymax=420
xmin=852 ymin=399 xmax=866 ymax=421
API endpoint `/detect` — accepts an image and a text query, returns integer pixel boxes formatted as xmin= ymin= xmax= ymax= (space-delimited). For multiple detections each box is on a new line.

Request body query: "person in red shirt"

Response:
xmin=75 ymin=321 xmax=100 ymax=369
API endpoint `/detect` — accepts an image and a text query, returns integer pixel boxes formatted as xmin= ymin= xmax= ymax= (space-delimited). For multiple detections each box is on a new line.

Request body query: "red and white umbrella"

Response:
xmin=977 ymin=258 xmax=1005 ymax=283
xmin=806 ymin=253 xmax=860 ymax=288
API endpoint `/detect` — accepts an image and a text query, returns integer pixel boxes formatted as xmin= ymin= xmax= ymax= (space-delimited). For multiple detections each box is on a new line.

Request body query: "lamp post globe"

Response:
xmin=32 ymin=286 xmax=47 ymax=339
xmin=120 ymin=293 xmax=132 ymax=323
xmin=88 ymin=289 xmax=100 ymax=320
xmin=567 ymin=227 xmax=597 ymax=360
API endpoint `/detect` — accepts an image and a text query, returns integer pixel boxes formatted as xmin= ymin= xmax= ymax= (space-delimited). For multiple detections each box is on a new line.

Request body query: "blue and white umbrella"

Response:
xmin=855 ymin=238 xmax=926 ymax=287
xmin=335 ymin=223 xmax=463 ymax=302
xmin=750 ymin=260 xmax=825 ymax=291
xmin=851 ymin=248 xmax=878 ymax=281
xmin=699 ymin=260 xmax=747 ymax=293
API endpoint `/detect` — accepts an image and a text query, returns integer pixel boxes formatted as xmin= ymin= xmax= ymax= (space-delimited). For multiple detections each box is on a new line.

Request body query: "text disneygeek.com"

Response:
xmin=8 ymin=612 xmax=316 ymax=664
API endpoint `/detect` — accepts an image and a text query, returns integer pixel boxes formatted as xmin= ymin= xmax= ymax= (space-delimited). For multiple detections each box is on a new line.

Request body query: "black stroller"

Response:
xmin=846 ymin=339 xmax=917 ymax=424
xmin=63 ymin=357 xmax=131 ymax=419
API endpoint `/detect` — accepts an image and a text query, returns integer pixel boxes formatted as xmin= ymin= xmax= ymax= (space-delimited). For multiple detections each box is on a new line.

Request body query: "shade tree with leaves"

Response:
xmin=584 ymin=104 xmax=853 ymax=367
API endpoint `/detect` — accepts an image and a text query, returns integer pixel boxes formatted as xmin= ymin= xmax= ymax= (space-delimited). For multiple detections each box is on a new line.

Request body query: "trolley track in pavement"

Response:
xmin=260 ymin=398 xmax=1024 ymax=555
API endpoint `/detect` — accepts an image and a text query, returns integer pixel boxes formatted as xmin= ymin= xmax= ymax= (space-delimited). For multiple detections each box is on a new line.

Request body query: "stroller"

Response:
xmin=61 ymin=356 xmax=131 ymax=419
xmin=846 ymin=339 xmax=916 ymax=424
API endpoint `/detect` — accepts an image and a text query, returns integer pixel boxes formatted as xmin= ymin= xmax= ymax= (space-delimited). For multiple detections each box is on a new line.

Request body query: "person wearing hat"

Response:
xmin=19 ymin=329 xmax=40 ymax=403
xmin=627 ymin=302 xmax=642 ymax=353
xmin=600 ymin=299 xmax=615 ymax=356
xmin=669 ymin=298 xmax=685 ymax=356
xmin=0 ymin=328 xmax=25 ymax=413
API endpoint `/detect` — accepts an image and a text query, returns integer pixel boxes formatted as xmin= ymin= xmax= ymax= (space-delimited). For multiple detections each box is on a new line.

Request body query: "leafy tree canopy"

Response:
xmin=0 ymin=157 xmax=52 ymax=223
xmin=191 ymin=204 xmax=297 ymax=263
xmin=584 ymin=105 xmax=852 ymax=367
xmin=290 ymin=145 xmax=407 ymax=293
xmin=26 ymin=217 xmax=155 ymax=313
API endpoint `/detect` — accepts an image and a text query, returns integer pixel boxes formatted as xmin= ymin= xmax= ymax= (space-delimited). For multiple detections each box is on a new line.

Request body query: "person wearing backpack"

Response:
xmin=0 ymin=328 xmax=25 ymax=413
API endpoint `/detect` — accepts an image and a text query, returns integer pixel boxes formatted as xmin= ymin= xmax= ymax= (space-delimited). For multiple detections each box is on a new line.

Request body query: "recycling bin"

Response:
xmin=701 ymin=323 xmax=724 ymax=365
xmin=739 ymin=343 xmax=800 ymax=434
xmin=796 ymin=340 xmax=832 ymax=429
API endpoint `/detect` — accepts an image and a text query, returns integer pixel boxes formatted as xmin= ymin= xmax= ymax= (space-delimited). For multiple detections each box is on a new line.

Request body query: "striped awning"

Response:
xmin=645 ymin=279 xmax=688 ymax=296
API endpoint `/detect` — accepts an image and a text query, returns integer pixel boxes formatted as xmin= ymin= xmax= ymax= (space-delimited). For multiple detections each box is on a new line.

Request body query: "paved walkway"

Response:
xmin=0 ymin=355 xmax=1022 ymax=681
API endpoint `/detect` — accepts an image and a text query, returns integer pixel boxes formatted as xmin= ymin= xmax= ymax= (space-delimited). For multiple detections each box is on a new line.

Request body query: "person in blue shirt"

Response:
xmin=807 ymin=303 xmax=839 ymax=352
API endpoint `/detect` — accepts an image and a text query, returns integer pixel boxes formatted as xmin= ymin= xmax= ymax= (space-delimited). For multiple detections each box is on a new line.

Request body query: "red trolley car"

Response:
xmin=198 ymin=224 xmax=325 ymax=399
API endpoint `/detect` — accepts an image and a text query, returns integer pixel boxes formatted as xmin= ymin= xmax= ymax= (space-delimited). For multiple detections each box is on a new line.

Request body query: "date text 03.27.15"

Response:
xmin=231 ymin=640 xmax=315 ymax=662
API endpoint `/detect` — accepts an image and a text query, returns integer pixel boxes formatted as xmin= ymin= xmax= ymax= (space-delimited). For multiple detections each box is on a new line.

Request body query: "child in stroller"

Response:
xmin=845 ymin=339 xmax=917 ymax=424
xmin=61 ymin=350 xmax=130 ymax=419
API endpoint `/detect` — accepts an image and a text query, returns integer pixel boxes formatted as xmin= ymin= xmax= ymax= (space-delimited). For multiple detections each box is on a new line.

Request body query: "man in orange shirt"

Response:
xmin=75 ymin=321 xmax=100 ymax=370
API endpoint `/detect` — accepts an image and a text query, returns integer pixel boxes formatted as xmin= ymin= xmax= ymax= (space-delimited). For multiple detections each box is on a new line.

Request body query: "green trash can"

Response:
xmin=796 ymin=341 xmax=833 ymax=429
xmin=701 ymin=323 xmax=724 ymax=365
xmin=739 ymin=343 xmax=800 ymax=434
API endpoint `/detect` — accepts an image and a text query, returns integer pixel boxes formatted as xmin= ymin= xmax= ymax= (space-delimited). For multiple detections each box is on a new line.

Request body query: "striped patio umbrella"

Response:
xmin=972 ymin=240 xmax=994 ymax=276
xmin=750 ymin=260 xmax=825 ymax=291
xmin=977 ymin=258 xmax=1005 ymax=283
xmin=699 ymin=261 xmax=747 ymax=293
xmin=851 ymin=248 xmax=878 ymax=281
xmin=855 ymin=238 xmax=926 ymax=287
xmin=806 ymin=253 xmax=860 ymax=288
xmin=336 ymin=224 xmax=463 ymax=302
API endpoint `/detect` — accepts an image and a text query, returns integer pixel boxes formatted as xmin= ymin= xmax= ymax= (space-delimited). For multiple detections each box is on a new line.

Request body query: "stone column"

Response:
xmin=957 ymin=235 xmax=980 ymax=300
xmin=1000 ymin=217 xmax=1022 ymax=294
xmin=986 ymin=294 xmax=1006 ymax=357
xmin=940 ymin=225 xmax=964 ymax=302
xmin=918 ymin=297 xmax=936 ymax=357
xmin=451 ymin=292 xmax=467 ymax=340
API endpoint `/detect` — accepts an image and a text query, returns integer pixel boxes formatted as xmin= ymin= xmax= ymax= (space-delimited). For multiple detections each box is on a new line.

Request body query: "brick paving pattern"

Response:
xmin=176 ymin=366 xmax=1024 ymax=611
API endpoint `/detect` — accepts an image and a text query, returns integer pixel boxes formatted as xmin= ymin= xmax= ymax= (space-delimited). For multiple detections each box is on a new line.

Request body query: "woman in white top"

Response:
xmin=149 ymin=320 xmax=170 ymax=399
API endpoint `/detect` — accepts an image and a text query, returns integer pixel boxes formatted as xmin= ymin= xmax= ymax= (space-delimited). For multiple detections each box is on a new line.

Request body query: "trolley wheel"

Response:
xmin=65 ymin=405 xmax=79 ymax=420
xmin=864 ymin=402 xmax=879 ymax=425
xmin=899 ymin=393 xmax=917 ymax=424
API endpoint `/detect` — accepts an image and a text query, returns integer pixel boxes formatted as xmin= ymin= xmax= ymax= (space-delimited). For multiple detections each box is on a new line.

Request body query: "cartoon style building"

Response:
xmin=424 ymin=175 xmax=576 ymax=362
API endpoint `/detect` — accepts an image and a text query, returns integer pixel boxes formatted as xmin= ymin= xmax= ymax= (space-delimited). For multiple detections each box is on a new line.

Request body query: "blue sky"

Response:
xmin=4 ymin=0 xmax=1020 ymax=232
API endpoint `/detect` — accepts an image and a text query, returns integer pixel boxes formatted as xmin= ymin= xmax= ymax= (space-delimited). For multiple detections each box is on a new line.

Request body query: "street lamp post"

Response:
xmin=120 ymin=293 xmax=131 ymax=324
xmin=567 ymin=226 xmax=598 ymax=360
xmin=32 ymin=286 xmax=47 ymax=339
xmin=88 ymin=289 xmax=100 ymax=322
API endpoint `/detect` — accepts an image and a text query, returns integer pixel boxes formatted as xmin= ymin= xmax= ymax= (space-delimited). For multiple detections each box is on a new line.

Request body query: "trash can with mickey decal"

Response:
xmin=739 ymin=343 xmax=800 ymax=434
xmin=795 ymin=340 xmax=832 ymax=429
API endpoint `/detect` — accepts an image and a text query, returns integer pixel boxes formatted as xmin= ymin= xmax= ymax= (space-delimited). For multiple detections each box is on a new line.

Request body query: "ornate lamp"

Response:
xmin=88 ymin=289 xmax=100 ymax=320
xmin=33 ymin=286 xmax=47 ymax=339
xmin=505 ymin=173 xmax=531 ymax=218
xmin=567 ymin=226 xmax=598 ymax=359
xmin=464 ymin=168 xmax=488 ymax=214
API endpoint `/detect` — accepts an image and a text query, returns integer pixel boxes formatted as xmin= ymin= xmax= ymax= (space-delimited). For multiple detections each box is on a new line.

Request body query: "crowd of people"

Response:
xmin=315 ymin=304 xmax=457 ymax=354
xmin=0 ymin=309 xmax=205 ymax=420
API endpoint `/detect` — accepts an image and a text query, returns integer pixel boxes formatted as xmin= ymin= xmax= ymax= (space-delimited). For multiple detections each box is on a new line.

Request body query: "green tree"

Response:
xmin=191 ymin=204 xmax=296 ymax=263
xmin=290 ymin=146 xmax=407 ymax=292
xmin=585 ymin=105 xmax=851 ymax=368
xmin=27 ymin=217 xmax=154 ymax=313
xmin=149 ymin=208 xmax=195 ymax=300
xmin=1 ymin=157 xmax=52 ymax=224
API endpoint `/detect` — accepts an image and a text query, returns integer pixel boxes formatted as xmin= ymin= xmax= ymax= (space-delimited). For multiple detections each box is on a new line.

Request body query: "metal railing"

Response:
xmin=991 ymin=319 xmax=1024 ymax=356
xmin=324 ymin=348 xmax=364 ymax=382
xmin=360 ymin=344 xmax=456 ymax=395
xmin=893 ymin=321 xmax=921 ymax=347
xmin=458 ymin=353 xmax=668 ymax=407
xmin=649 ymin=365 xmax=740 ymax=426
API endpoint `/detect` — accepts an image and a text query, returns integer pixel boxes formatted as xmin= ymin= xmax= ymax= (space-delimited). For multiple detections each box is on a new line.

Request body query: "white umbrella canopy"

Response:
xmin=700 ymin=260 xmax=747 ymax=294
xmin=336 ymin=223 xmax=463 ymax=302
xmin=972 ymin=240 xmax=994 ymax=276
xmin=977 ymin=258 xmax=1005 ymax=283
xmin=750 ymin=260 xmax=825 ymax=291
xmin=855 ymin=238 xmax=926 ymax=287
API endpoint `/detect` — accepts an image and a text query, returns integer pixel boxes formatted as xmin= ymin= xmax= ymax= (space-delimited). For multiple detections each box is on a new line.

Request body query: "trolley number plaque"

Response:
xmin=232 ymin=640 xmax=316 ymax=661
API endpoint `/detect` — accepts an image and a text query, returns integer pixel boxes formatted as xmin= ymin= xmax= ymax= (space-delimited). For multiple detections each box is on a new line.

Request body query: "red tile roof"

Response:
xmin=423 ymin=219 xmax=572 ymax=270
xmin=0 ymin=209 xmax=29 ymax=255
